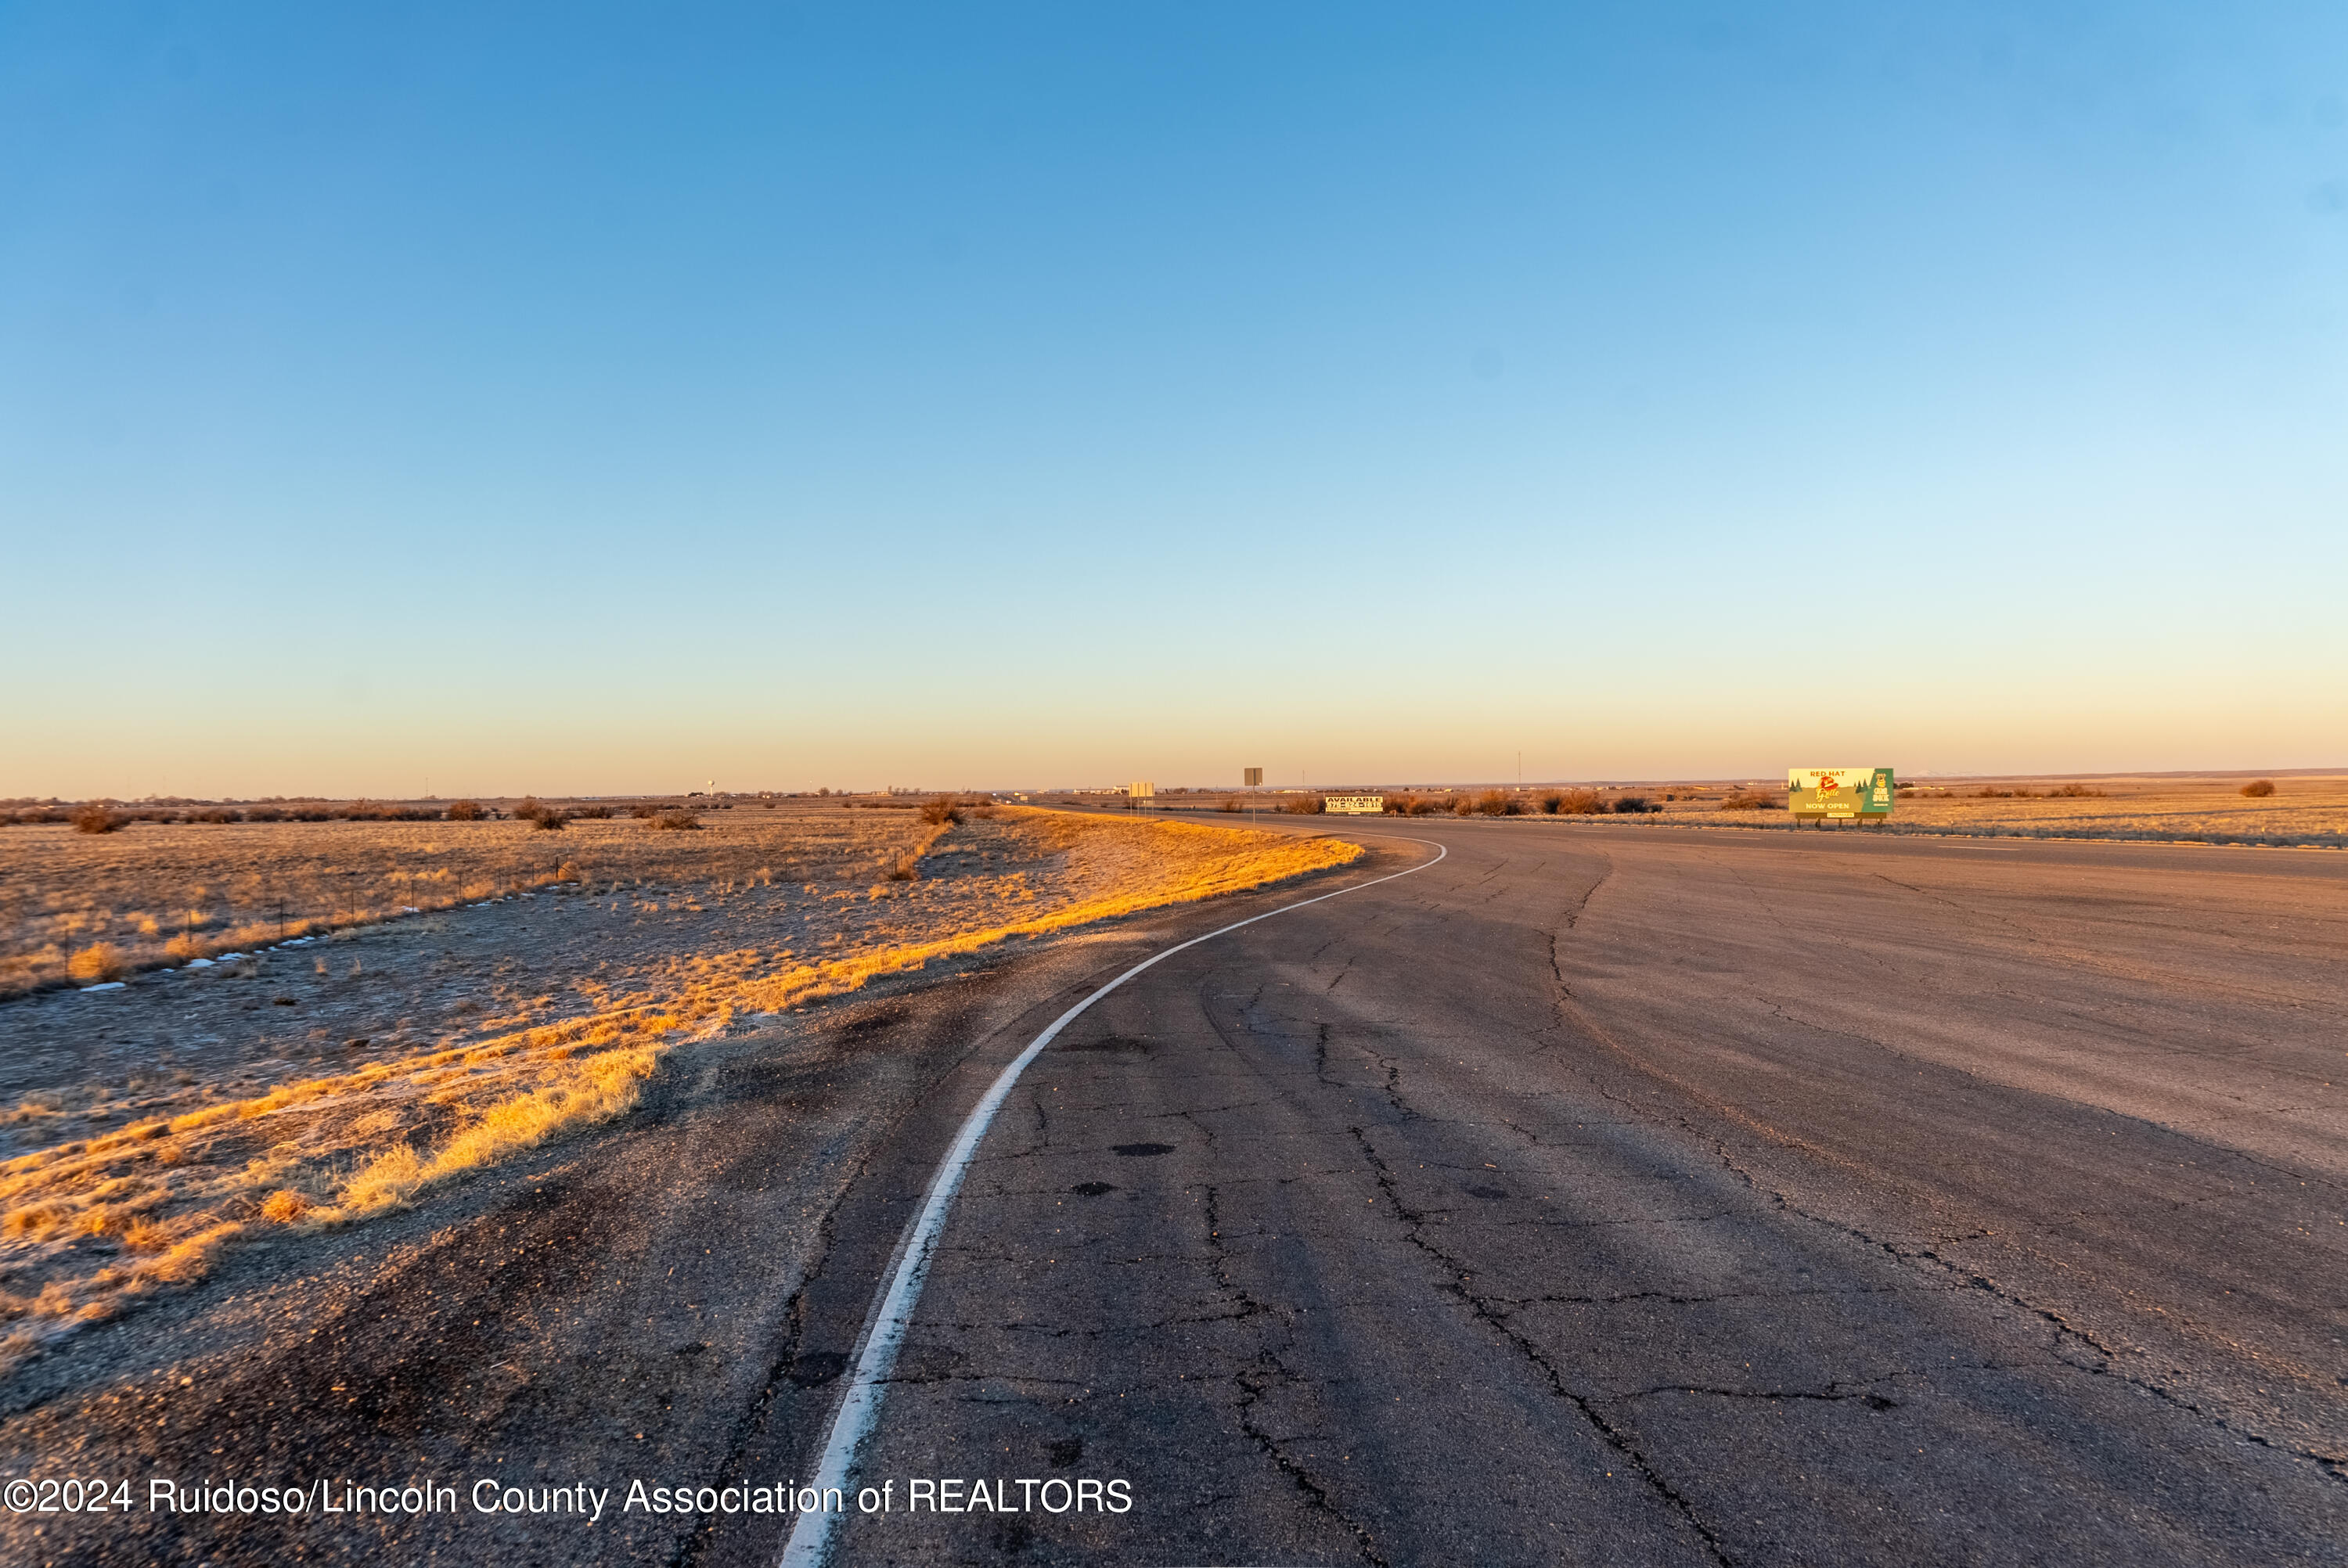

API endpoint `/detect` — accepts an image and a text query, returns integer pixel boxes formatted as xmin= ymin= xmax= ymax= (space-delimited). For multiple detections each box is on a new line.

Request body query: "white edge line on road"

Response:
xmin=780 ymin=833 xmax=1446 ymax=1568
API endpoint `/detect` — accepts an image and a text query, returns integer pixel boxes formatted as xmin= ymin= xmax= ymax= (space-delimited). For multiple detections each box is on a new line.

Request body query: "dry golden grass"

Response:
xmin=64 ymin=944 xmax=125 ymax=984
xmin=1835 ymin=774 xmax=2346 ymax=845
xmin=0 ymin=807 xmax=1361 ymax=1363
xmin=336 ymin=1045 xmax=659 ymax=1213
xmin=1541 ymin=773 xmax=2346 ymax=847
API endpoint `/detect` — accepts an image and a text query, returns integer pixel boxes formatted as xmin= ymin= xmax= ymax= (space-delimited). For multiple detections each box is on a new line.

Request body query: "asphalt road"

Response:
xmin=8 ymin=819 xmax=2344 ymax=1566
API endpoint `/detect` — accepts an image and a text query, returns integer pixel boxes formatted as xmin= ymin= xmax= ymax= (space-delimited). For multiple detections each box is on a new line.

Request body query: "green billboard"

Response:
xmin=1788 ymin=767 xmax=1895 ymax=822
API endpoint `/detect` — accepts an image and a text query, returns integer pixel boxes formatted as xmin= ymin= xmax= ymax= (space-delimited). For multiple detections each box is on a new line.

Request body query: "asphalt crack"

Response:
xmin=1341 ymin=1124 xmax=1736 ymax=1566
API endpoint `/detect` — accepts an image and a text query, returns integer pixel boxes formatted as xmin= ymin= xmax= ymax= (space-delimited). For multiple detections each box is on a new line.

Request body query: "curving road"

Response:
xmin=9 ymin=818 xmax=2345 ymax=1566
xmin=781 ymin=820 xmax=2348 ymax=1566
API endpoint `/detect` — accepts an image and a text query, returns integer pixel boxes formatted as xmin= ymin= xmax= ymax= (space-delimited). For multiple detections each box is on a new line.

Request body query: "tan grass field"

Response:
xmin=0 ymin=805 xmax=1360 ymax=1373
xmin=1 ymin=804 xmax=919 ymax=999
xmin=1216 ymin=772 xmax=2343 ymax=847
xmin=1680 ymin=771 xmax=2348 ymax=846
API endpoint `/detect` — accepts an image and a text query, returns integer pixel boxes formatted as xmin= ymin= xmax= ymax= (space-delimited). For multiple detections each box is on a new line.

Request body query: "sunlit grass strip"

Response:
xmin=332 ymin=1045 xmax=661 ymax=1215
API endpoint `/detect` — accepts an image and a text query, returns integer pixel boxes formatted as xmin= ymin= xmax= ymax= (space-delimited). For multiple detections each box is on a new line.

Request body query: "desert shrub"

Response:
xmin=649 ymin=809 xmax=700 ymax=831
xmin=1612 ymin=796 xmax=1656 ymax=815
xmin=189 ymin=807 xmax=241 ymax=824
xmin=334 ymin=800 xmax=439 ymax=822
xmin=1280 ymin=795 xmax=1325 ymax=815
xmin=444 ymin=800 xmax=485 ymax=822
xmin=1219 ymin=797 xmax=1243 ymax=813
xmin=1475 ymin=789 xmax=1518 ymax=816
xmin=1974 ymin=787 xmax=2014 ymax=799
xmin=531 ymin=810 xmax=567 ymax=831
xmin=1553 ymin=789 xmax=1605 ymax=815
xmin=1718 ymin=790 xmax=1781 ymax=811
xmin=70 ymin=804 xmax=123 ymax=835
xmin=260 ymin=1189 xmax=311 ymax=1224
xmin=919 ymin=797 xmax=963 ymax=825
xmin=67 ymin=943 xmax=127 ymax=984
xmin=571 ymin=804 xmax=613 ymax=819
xmin=2241 ymin=779 xmax=2276 ymax=798
xmin=1537 ymin=790 xmax=1567 ymax=815
xmin=885 ymin=856 xmax=919 ymax=882
xmin=2049 ymin=782 xmax=2105 ymax=798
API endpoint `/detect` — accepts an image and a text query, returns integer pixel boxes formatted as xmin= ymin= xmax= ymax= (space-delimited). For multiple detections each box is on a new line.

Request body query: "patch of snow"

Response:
xmin=80 ymin=982 xmax=126 ymax=992
xmin=185 ymin=958 xmax=216 ymax=969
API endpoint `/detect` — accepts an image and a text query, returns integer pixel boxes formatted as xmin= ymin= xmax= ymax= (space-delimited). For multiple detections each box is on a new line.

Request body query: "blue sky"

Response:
xmin=4 ymin=2 xmax=2343 ymax=796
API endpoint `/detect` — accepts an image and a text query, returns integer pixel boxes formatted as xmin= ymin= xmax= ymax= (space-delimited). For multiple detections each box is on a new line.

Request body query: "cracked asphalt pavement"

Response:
xmin=9 ymin=819 xmax=2344 ymax=1566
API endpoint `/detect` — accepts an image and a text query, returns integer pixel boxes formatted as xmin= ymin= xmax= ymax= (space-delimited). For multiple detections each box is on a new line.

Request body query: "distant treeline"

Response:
xmin=1209 ymin=788 xmax=1669 ymax=817
xmin=2 ymin=800 xmax=448 ymax=827
xmin=0 ymin=799 xmax=683 ymax=829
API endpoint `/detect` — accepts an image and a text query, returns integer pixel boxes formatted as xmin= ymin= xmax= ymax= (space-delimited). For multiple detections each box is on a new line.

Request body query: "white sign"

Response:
xmin=1324 ymin=795 xmax=1385 ymax=815
xmin=1128 ymin=780 xmax=1155 ymax=799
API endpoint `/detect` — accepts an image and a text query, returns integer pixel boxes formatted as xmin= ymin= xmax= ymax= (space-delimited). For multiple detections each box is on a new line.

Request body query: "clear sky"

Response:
xmin=4 ymin=2 xmax=2343 ymax=797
